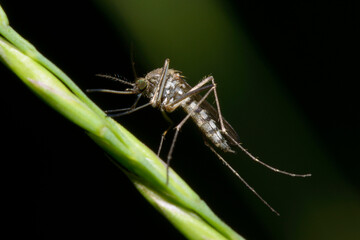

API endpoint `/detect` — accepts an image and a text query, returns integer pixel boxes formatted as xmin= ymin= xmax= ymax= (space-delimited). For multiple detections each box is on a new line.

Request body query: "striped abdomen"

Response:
xmin=181 ymin=99 xmax=233 ymax=152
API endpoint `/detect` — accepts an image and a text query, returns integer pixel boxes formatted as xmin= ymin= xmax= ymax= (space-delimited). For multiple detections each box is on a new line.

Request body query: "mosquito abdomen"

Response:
xmin=182 ymin=99 xmax=233 ymax=152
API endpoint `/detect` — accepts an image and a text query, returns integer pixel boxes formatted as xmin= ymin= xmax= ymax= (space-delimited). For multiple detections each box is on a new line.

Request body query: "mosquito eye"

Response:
xmin=136 ymin=79 xmax=147 ymax=91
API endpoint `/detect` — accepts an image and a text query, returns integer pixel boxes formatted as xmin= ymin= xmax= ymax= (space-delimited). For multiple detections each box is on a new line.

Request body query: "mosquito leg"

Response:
xmin=227 ymin=136 xmax=312 ymax=177
xmin=158 ymin=126 xmax=171 ymax=156
xmin=203 ymin=141 xmax=280 ymax=216
xmin=166 ymin=85 xmax=215 ymax=184
xmin=105 ymin=107 xmax=132 ymax=114
xmin=151 ymin=58 xmax=170 ymax=106
xmin=166 ymin=77 xmax=214 ymax=111
xmin=181 ymin=75 xmax=225 ymax=131
xmin=210 ymin=77 xmax=226 ymax=132
xmin=205 ymin=78 xmax=311 ymax=177
xmin=129 ymin=93 xmax=142 ymax=109
xmin=190 ymin=76 xmax=226 ymax=132
xmin=105 ymin=93 xmax=142 ymax=114
xmin=107 ymin=102 xmax=152 ymax=118
xmin=190 ymin=75 xmax=214 ymax=91
xmin=157 ymin=111 xmax=174 ymax=156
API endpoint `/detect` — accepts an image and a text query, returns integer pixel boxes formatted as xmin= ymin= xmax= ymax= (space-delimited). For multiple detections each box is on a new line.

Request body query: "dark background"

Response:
xmin=1 ymin=1 xmax=358 ymax=239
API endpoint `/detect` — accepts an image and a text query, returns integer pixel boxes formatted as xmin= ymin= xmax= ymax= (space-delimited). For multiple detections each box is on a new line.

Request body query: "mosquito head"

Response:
xmin=135 ymin=77 xmax=148 ymax=92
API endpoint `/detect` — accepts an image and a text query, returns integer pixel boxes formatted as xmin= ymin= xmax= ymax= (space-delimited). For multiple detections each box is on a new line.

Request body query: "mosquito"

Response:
xmin=87 ymin=58 xmax=311 ymax=215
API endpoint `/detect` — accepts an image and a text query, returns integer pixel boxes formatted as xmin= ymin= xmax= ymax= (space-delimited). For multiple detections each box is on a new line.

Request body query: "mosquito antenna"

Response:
xmin=205 ymin=141 xmax=280 ymax=216
xmin=227 ymin=136 xmax=311 ymax=177
xmin=96 ymin=74 xmax=135 ymax=87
